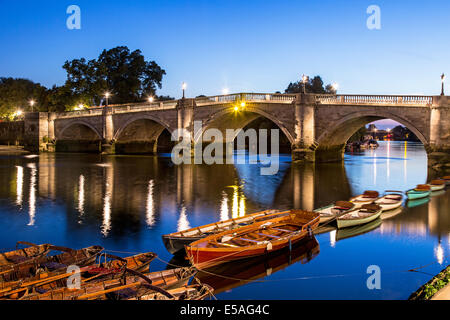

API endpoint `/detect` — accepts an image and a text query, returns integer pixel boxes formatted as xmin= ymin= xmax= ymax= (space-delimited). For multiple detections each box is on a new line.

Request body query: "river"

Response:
xmin=0 ymin=141 xmax=448 ymax=299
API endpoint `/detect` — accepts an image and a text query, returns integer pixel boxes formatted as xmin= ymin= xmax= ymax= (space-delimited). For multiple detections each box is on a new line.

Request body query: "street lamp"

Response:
xmin=148 ymin=96 xmax=154 ymax=103
xmin=441 ymin=73 xmax=446 ymax=96
xmin=29 ymin=99 xmax=35 ymax=112
xmin=301 ymin=74 xmax=308 ymax=94
xmin=182 ymin=82 xmax=187 ymax=99
xmin=331 ymin=82 xmax=339 ymax=92
xmin=222 ymin=88 xmax=229 ymax=95
xmin=104 ymin=92 xmax=110 ymax=106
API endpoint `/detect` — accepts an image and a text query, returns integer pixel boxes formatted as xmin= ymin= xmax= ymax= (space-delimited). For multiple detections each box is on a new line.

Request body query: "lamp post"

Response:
xmin=29 ymin=99 xmax=35 ymax=112
xmin=441 ymin=73 xmax=446 ymax=96
xmin=182 ymin=82 xmax=187 ymax=99
xmin=104 ymin=92 xmax=110 ymax=106
xmin=301 ymin=74 xmax=308 ymax=94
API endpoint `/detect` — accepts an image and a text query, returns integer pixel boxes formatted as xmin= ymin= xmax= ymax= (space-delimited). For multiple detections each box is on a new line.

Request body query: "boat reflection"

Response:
xmin=335 ymin=218 xmax=382 ymax=241
xmin=406 ymin=197 xmax=430 ymax=209
xmin=380 ymin=207 xmax=403 ymax=220
xmin=195 ymin=237 xmax=320 ymax=295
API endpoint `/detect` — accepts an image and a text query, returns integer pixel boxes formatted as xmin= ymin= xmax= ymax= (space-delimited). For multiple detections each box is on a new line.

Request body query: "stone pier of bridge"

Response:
xmin=4 ymin=92 xmax=450 ymax=168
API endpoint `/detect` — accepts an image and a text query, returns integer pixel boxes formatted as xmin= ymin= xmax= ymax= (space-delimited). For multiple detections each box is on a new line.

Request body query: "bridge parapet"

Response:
xmin=315 ymin=94 xmax=435 ymax=107
xmin=195 ymin=93 xmax=296 ymax=106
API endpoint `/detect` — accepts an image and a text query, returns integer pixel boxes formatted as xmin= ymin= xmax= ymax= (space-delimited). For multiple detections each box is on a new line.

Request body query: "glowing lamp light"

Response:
xmin=15 ymin=110 xmax=23 ymax=117
xmin=182 ymin=82 xmax=187 ymax=90
xmin=234 ymin=106 xmax=239 ymax=111
xmin=332 ymin=82 xmax=339 ymax=91
xmin=222 ymin=88 xmax=229 ymax=95
xmin=387 ymin=128 xmax=391 ymax=132
xmin=148 ymin=96 xmax=154 ymax=103
xmin=302 ymin=74 xmax=308 ymax=83
xmin=29 ymin=99 xmax=35 ymax=106
xmin=105 ymin=92 xmax=110 ymax=98
xmin=240 ymin=102 xmax=246 ymax=108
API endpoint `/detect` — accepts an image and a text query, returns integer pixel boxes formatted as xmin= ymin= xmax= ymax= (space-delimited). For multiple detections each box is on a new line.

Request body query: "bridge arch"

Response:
xmin=315 ymin=109 xmax=430 ymax=161
xmin=56 ymin=120 xmax=102 ymax=153
xmin=113 ymin=115 xmax=174 ymax=154
xmin=194 ymin=106 xmax=295 ymax=148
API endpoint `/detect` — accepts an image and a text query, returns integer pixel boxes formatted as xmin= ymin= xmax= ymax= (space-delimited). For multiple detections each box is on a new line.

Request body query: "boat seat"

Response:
xmin=256 ymin=233 xmax=280 ymax=239
xmin=270 ymin=227 xmax=292 ymax=233
xmin=237 ymin=238 xmax=259 ymax=243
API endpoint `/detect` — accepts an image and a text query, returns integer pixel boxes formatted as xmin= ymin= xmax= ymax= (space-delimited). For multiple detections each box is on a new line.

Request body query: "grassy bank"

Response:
xmin=409 ymin=265 xmax=450 ymax=300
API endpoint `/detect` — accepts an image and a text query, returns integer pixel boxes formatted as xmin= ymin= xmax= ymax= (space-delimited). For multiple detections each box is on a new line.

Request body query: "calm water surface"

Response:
xmin=0 ymin=141 xmax=448 ymax=299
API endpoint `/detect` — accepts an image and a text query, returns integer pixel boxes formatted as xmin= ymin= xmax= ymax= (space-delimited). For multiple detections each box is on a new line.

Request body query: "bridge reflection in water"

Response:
xmin=0 ymin=141 xmax=448 ymax=299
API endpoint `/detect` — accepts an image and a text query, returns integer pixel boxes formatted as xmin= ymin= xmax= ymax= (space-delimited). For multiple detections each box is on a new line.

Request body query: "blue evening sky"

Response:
xmin=0 ymin=0 xmax=449 ymax=103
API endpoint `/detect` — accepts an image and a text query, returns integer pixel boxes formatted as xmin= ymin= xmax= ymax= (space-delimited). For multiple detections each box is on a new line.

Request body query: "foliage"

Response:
xmin=285 ymin=75 xmax=336 ymax=94
xmin=348 ymin=127 xmax=367 ymax=143
xmin=0 ymin=77 xmax=48 ymax=119
xmin=63 ymin=46 xmax=166 ymax=105
xmin=0 ymin=46 xmax=167 ymax=116
xmin=409 ymin=265 xmax=450 ymax=300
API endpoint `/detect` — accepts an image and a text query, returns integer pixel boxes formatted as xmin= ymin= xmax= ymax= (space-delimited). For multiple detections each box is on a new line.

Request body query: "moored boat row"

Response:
xmin=0 ymin=242 xmax=212 ymax=300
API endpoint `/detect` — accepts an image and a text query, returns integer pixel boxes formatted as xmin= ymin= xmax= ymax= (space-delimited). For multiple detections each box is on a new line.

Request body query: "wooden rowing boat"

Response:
xmin=374 ymin=191 xmax=404 ymax=212
xmin=19 ymin=267 xmax=200 ymax=300
xmin=162 ymin=209 xmax=289 ymax=255
xmin=428 ymin=179 xmax=446 ymax=191
xmin=0 ymin=252 xmax=157 ymax=299
xmin=196 ymin=237 xmax=320 ymax=295
xmin=350 ymin=190 xmax=379 ymax=208
xmin=0 ymin=245 xmax=103 ymax=282
xmin=442 ymin=176 xmax=450 ymax=186
xmin=406 ymin=185 xmax=431 ymax=200
xmin=313 ymin=201 xmax=355 ymax=224
xmin=0 ymin=242 xmax=51 ymax=270
xmin=336 ymin=204 xmax=382 ymax=229
xmin=185 ymin=210 xmax=320 ymax=269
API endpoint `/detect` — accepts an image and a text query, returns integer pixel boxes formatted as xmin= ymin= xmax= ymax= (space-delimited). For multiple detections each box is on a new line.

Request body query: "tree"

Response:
xmin=63 ymin=46 xmax=166 ymax=105
xmin=0 ymin=78 xmax=48 ymax=119
xmin=285 ymin=75 xmax=336 ymax=94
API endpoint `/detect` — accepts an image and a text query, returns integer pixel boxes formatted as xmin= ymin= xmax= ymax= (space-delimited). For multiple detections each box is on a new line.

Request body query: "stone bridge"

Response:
xmin=17 ymin=92 xmax=450 ymax=166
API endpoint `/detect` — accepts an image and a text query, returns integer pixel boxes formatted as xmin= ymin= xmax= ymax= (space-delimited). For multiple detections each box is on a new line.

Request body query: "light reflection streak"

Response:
xmin=329 ymin=230 xmax=336 ymax=248
xmin=16 ymin=166 xmax=23 ymax=207
xmin=230 ymin=185 xmax=246 ymax=218
xmin=435 ymin=242 xmax=444 ymax=265
xmin=177 ymin=205 xmax=190 ymax=231
xmin=77 ymin=175 xmax=85 ymax=220
xmin=386 ymin=140 xmax=390 ymax=180
xmin=220 ymin=191 xmax=229 ymax=221
xmin=27 ymin=163 xmax=36 ymax=226
xmin=101 ymin=168 xmax=113 ymax=237
xmin=146 ymin=180 xmax=155 ymax=227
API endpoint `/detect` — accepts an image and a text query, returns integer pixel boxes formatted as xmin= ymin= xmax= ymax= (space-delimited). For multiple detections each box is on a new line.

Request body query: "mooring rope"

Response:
xmin=102 ymin=248 xmax=448 ymax=285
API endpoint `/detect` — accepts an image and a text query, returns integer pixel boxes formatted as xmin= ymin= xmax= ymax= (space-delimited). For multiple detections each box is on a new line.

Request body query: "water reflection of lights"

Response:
xmin=77 ymin=175 xmax=85 ymax=220
xmin=16 ymin=166 xmax=23 ymax=207
xmin=177 ymin=205 xmax=190 ymax=232
xmin=230 ymin=185 xmax=246 ymax=218
xmin=435 ymin=242 xmax=444 ymax=265
xmin=220 ymin=192 xmax=229 ymax=221
xmin=386 ymin=140 xmax=390 ymax=180
xmin=27 ymin=163 xmax=37 ymax=226
xmin=102 ymin=183 xmax=112 ymax=237
xmin=329 ymin=230 xmax=336 ymax=248
xmin=146 ymin=180 xmax=155 ymax=227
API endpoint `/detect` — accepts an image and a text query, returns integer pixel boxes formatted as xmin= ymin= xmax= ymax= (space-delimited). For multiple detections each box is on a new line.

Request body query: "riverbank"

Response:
xmin=0 ymin=145 xmax=29 ymax=155
xmin=409 ymin=265 xmax=450 ymax=300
